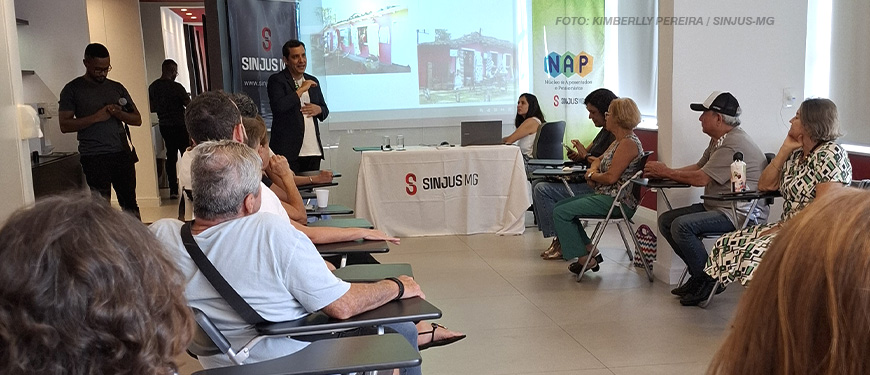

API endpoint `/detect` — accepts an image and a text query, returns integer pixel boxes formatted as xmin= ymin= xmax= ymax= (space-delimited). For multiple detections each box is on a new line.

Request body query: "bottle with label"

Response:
xmin=731 ymin=151 xmax=747 ymax=192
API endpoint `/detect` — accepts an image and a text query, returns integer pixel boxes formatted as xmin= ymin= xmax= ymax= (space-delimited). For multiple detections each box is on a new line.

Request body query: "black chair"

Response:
xmin=189 ymin=308 xmax=422 ymax=374
xmin=533 ymin=120 xmax=566 ymax=159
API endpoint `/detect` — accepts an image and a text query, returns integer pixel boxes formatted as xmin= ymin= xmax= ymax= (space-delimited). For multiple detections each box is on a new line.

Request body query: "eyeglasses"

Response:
xmin=93 ymin=65 xmax=112 ymax=74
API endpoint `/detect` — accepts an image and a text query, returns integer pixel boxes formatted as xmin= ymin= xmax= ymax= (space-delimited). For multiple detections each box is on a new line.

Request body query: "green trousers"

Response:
xmin=552 ymin=193 xmax=636 ymax=260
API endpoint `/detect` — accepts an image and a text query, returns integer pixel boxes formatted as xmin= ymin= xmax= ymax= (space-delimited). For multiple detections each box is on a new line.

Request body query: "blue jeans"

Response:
xmin=532 ymin=180 xmax=593 ymax=238
xmin=658 ymin=204 xmax=734 ymax=278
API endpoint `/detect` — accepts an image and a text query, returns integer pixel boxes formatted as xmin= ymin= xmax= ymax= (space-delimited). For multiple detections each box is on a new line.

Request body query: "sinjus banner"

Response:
xmin=227 ymin=0 xmax=299 ymax=128
xmin=532 ymin=0 xmax=605 ymax=150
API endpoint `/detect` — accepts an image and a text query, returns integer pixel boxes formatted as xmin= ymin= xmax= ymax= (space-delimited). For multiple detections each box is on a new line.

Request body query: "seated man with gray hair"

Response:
xmin=150 ymin=140 xmax=424 ymax=372
xmin=643 ymin=91 xmax=768 ymax=306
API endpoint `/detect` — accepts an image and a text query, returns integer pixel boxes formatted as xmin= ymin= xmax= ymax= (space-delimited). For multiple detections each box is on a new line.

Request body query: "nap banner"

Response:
xmin=532 ymin=0 xmax=605 ymax=147
xmin=227 ymin=0 xmax=299 ymax=128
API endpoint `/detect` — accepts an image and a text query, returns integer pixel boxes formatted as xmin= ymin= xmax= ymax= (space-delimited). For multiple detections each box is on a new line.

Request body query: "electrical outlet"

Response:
xmin=782 ymin=88 xmax=797 ymax=108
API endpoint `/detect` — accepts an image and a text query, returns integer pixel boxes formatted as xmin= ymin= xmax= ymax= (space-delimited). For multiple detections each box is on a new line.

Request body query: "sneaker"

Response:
xmin=680 ymin=278 xmax=717 ymax=306
xmin=169 ymin=192 xmax=179 ymax=200
xmin=670 ymin=277 xmax=700 ymax=297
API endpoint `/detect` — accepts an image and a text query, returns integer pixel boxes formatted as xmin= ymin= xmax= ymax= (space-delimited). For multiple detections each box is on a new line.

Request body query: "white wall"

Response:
xmin=87 ymin=0 xmax=160 ymax=207
xmin=15 ymin=0 xmax=90 ymax=153
xmin=654 ymin=0 xmax=808 ymax=283
xmin=0 ymin=0 xmax=35 ymax=222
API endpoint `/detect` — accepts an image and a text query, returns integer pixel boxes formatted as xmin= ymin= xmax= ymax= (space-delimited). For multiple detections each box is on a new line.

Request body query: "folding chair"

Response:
xmin=575 ymin=151 xmax=654 ymax=282
xmin=189 ymin=307 xmax=422 ymax=375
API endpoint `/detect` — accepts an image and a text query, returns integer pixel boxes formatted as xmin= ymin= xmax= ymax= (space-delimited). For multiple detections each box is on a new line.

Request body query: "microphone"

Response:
xmin=118 ymin=98 xmax=134 ymax=112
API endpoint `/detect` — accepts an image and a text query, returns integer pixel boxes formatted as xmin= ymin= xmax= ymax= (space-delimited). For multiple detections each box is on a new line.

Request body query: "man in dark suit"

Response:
xmin=267 ymin=40 xmax=329 ymax=173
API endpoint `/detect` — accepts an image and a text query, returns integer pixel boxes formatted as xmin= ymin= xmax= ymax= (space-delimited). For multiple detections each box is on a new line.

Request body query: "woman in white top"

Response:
xmin=504 ymin=93 xmax=545 ymax=159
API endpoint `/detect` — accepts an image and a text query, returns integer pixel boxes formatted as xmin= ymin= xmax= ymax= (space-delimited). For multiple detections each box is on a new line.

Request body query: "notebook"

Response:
xmin=460 ymin=120 xmax=503 ymax=146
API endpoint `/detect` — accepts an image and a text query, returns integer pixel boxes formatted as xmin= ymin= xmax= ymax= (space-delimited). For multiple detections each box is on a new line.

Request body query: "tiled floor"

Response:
xmin=142 ymin=204 xmax=744 ymax=375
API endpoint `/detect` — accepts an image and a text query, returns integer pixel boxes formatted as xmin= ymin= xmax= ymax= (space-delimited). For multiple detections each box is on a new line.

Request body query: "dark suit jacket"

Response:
xmin=267 ymin=70 xmax=329 ymax=161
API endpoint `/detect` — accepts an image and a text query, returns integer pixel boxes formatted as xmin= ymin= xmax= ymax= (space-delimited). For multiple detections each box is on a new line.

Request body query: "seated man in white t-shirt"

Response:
xmin=151 ymin=140 xmax=423 ymax=371
xmin=179 ymin=91 xmax=465 ymax=347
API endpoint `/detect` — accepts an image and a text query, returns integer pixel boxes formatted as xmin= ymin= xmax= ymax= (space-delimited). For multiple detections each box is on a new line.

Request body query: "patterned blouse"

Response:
xmin=779 ymin=141 xmax=851 ymax=222
xmin=594 ymin=133 xmax=644 ymax=208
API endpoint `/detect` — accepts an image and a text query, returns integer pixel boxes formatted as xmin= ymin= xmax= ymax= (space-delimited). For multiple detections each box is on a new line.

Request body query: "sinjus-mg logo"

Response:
xmin=261 ymin=27 xmax=272 ymax=52
xmin=405 ymin=173 xmax=417 ymax=196
xmin=543 ymin=51 xmax=593 ymax=78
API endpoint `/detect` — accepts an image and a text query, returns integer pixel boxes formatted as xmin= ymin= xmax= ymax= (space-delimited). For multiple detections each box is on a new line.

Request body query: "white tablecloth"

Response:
xmin=356 ymin=145 xmax=531 ymax=237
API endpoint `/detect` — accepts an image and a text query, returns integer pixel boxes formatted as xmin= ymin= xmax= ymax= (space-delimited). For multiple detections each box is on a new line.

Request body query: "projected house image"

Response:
xmin=314 ymin=5 xmax=412 ymax=75
xmin=417 ymin=31 xmax=516 ymax=105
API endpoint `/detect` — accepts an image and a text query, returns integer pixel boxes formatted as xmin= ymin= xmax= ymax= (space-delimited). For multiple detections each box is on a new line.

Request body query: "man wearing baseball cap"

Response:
xmin=644 ymin=91 xmax=769 ymax=306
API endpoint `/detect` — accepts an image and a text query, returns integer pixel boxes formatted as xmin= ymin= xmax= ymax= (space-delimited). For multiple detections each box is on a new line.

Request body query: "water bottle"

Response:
xmin=731 ymin=152 xmax=747 ymax=192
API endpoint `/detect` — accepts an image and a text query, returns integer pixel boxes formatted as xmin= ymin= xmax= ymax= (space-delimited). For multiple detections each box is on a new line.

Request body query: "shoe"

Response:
xmin=541 ymin=238 xmax=560 ymax=257
xmin=670 ymin=277 xmax=700 ymax=297
xmin=417 ymin=323 xmax=466 ymax=350
xmin=169 ymin=192 xmax=179 ymax=200
xmin=568 ymin=254 xmax=603 ymax=274
xmin=679 ymin=278 xmax=717 ymax=306
xmin=542 ymin=247 xmax=563 ymax=260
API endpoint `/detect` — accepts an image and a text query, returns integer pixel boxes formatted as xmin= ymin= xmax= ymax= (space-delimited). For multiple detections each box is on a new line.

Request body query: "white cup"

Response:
xmin=314 ymin=188 xmax=329 ymax=208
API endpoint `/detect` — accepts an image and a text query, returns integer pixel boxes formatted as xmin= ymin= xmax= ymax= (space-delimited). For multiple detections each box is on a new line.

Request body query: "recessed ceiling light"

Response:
xmin=186 ymin=12 xmax=193 ymax=15
xmin=180 ymin=8 xmax=188 ymax=11
xmin=191 ymin=16 xmax=197 ymax=19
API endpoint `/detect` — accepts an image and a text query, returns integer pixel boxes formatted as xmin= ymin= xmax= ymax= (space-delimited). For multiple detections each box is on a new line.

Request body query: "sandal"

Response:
xmin=417 ymin=322 xmax=466 ymax=350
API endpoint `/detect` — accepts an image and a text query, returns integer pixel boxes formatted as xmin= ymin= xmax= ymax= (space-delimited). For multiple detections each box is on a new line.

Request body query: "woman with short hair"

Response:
xmin=549 ymin=98 xmax=645 ymax=271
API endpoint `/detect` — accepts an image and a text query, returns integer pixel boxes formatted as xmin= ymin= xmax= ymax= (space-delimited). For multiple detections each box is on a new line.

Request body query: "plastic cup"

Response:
xmin=396 ymin=135 xmax=405 ymax=150
xmin=314 ymin=188 xmax=329 ymax=208
xmin=381 ymin=135 xmax=391 ymax=151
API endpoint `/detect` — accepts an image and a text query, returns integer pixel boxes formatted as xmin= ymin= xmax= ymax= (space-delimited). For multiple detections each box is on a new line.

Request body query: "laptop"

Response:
xmin=460 ymin=120 xmax=503 ymax=146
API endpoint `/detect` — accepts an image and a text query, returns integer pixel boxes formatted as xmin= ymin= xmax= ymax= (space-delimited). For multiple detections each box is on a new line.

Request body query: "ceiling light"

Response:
xmin=180 ymin=8 xmax=188 ymax=11
xmin=186 ymin=12 xmax=193 ymax=15
xmin=191 ymin=16 xmax=197 ymax=19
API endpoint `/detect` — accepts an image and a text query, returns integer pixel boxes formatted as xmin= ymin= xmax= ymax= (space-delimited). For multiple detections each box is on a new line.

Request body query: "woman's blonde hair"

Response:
xmin=607 ymin=97 xmax=641 ymax=130
xmin=708 ymin=188 xmax=870 ymax=375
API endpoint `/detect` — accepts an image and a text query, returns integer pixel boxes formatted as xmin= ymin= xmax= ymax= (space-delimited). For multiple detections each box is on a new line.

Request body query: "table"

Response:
xmin=632 ymin=178 xmax=691 ymax=210
xmin=531 ymin=166 xmax=588 ymax=197
xmin=306 ymin=204 xmax=354 ymax=217
xmin=316 ymin=239 xmax=391 ymax=267
xmin=308 ymin=217 xmax=374 ymax=228
xmin=332 ymin=263 xmax=413 ymax=282
xmin=527 ymin=158 xmax=572 ymax=167
xmin=356 ymin=145 xmax=531 ymax=237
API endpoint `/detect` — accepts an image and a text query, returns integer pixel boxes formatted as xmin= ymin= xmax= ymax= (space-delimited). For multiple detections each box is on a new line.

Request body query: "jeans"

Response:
xmin=532 ymin=180 xmax=593 ymax=237
xmin=658 ymin=203 xmax=734 ymax=278
xmin=80 ymin=151 xmax=139 ymax=218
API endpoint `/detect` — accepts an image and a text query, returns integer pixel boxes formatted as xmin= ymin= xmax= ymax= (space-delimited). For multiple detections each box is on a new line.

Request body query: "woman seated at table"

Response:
xmin=547 ymin=98 xmax=644 ymax=272
xmin=538 ymin=88 xmax=617 ymax=259
xmin=0 ymin=193 xmax=194 ymax=375
xmin=504 ymin=93 xmax=545 ymax=173
xmin=683 ymin=98 xmax=852 ymax=305
xmin=708 ymin=188 xmax=870 ymax=374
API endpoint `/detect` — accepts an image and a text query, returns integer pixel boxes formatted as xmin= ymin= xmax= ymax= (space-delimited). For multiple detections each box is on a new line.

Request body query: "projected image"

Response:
xmin=312 ymin=5 xmax=412 ymax=75
xmin=417 ymin=31 xmax=516 ymax=105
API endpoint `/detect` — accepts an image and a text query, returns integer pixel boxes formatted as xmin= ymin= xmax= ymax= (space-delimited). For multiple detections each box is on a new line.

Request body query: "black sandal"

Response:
xmin=417 ymin=322 xmax=466 ymax=350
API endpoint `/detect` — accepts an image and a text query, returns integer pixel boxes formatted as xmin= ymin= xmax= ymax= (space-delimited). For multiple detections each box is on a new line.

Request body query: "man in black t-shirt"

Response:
xmin=149 ymin=59 xmax=191 ymax=199
xmin=59 ymin=43 xmax=141 ymax=218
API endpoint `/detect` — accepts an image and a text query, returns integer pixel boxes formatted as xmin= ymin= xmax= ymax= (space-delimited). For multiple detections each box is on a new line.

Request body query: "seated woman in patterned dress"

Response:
xmin=679 ymin=98 xmax=852 ymax=306
xmin=708 ymin=188 xmax=870 ymax=375
xmin=547 ymin=98 xmax=645 ymax=273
